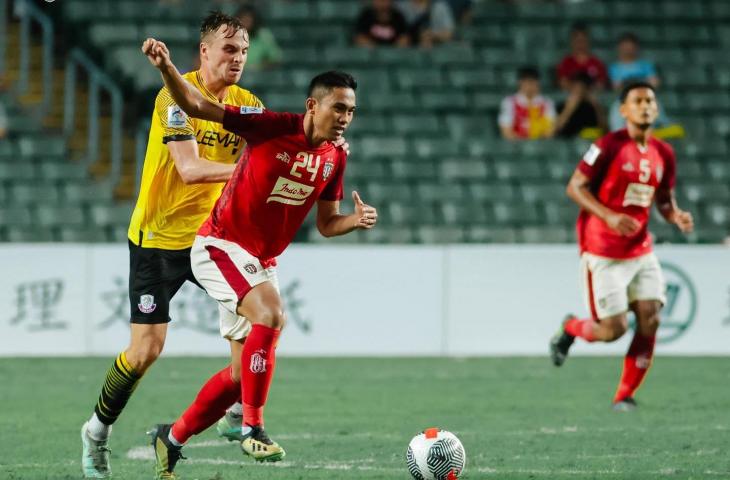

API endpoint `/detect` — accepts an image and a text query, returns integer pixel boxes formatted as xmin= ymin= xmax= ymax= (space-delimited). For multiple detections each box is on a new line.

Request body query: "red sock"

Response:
xmin=564 ymin=317 xmax=596 ymax=342
xmin=171 ymin=366 xmax=240 ymax=444
xmin=614 ymin=333 xmax=656 ymax=402
xmin=241 ymin=324 xmax=281 ymax=427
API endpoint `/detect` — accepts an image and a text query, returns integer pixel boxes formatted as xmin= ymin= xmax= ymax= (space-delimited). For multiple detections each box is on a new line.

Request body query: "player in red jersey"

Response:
xmin=549 ymin=81 xmax=694 ymax=411
xmin=142 ymin=39 xmax=377 ymax=477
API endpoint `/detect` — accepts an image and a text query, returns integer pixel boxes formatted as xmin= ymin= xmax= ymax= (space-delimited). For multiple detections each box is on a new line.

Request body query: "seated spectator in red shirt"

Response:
xmin=354 ymin=0 xmax=410 ymax=47
xmin=557 ymin=23 xmax=608 ymax=91
xmin=554 ymin=73 xmax=607 ymax=139
xmin=499 ymin=66 xmax=556 ymax=140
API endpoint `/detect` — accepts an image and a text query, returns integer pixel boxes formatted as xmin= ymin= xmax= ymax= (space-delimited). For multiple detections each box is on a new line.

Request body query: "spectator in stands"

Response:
xmin=499 ymin=66 xmax=556 ymax=140
xmin=398 ymin=0 xmax=455 ymax=48
xmin=609 ymin=32 xmax=659 ymax=90
xmin=354 ymin=0 xmax=410 ymax=47
xmin=235 ymin=5 xmax=282 ymax=71
xmin=557 ymin=23 xmax=608 ymax=91
xmin=553 ymin=72 xmax=606 ymax=139
xmin=607 ymin=33 xmax=684 ymax=138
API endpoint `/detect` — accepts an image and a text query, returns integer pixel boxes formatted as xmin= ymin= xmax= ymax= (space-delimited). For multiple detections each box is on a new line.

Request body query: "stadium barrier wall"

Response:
xmin=0 ymin=244 xmax=727 ymax=356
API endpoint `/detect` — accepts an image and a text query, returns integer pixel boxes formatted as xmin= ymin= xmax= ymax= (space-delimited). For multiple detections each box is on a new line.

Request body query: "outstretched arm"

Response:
xmin=316 ymin=191 xmax=377 ymax=238
xmin=142 ymin=38 xmax=225 ymax=123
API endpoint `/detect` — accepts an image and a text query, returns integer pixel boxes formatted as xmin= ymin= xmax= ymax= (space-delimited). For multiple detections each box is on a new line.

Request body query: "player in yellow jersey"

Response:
xmin=80 ymin=12 xmax=259 ymax=478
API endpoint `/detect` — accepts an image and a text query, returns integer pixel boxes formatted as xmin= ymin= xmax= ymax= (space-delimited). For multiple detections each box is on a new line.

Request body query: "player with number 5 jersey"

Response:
xmin=549 ymin=81 xmax=694 ymax=412
xmin=142 ymin=38 xmax=377 ymax=478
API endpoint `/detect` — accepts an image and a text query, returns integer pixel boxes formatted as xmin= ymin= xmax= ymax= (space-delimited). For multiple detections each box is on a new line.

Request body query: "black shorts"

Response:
xmin=128 ymin=238 xmax=200 ymax=324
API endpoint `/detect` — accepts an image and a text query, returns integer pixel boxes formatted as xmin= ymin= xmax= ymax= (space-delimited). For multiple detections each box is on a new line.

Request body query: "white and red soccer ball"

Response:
xmin=406 ymin=428 xmax=466 ymax=480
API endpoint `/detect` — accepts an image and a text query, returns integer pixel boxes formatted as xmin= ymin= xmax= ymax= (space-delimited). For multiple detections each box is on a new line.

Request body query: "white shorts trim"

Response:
xmin=191 ymin=235 xmax=279 ymax=340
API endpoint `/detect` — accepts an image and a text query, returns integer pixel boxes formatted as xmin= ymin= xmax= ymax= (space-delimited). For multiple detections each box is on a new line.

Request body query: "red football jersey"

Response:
xmin=575 ymin=129 xmax=676 ymax=259
xmin=198 ymin=105 xmax=346 ymax=265
xmin=557 ymin=54 xmax=608 ymax=87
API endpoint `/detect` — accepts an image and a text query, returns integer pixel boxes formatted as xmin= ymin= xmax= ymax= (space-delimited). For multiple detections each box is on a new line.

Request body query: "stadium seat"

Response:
xmin=364 ymin=225 xmax=415 ymax=244
xmin=366 ymin=183 xmax=414 ymax=204
xmin=519 ymin=183 xmax=566 ymax=204
xmin=440 ymin=159 xmax=489 ymax=181
xmin=395 ymin=69 xmax=444 ymax=90
xmin=544 ymin=201 xmax=579 ymax=226
xmin=466 ymin=226 xmax=518 ymax=243
xmin=142 ymin=24 xmax=195 ymax=44
xmin=416 ymin=225 xmax=465 ymax=243
xmin=493 ymin=158 xmax=543 ymax=181
xmin=391 ymin=114 xmax=441 ymax=136
xmin=448 ymin=69 xmax=499 ymax=91
xmin=36 ymin=205 xmax=86 ymax=228
xmin=372 ymin=48 xmax=428 ymax=67
xmin=268 ymin=1 xmax=314 ymax=22
xmin=415 ymin=182 xmax=466 ymax=202
xmin=520 ymin=226 xmax=570 ymax=243
xmin=390 ymin=159 xmax=438 ymax=181
xmin=89 ymin=24 xmax=139 ymax=48
xmin=0 ymin=163 xmax=36 ymax=182
xmin=9 ymin=184 xmax=60 ymax=205
xmin=440 ymin=201 xmax=493 ymax=225
xmin=89 ymin=203 xmax=133 ymax=227
xmin=493 ymin=201 xmax=540 ymax=225
xmin=704 ymin=204 xmax=730 ymax=226
xmin=466 ymin=182 xmax=516 ymax=202
xmin=706 ymin=160 xmax=730 ymax=181
xmin=412 ymin=138 xmax=462 ymax=158
xmin=323 ymin=47 xmax=373 ymax=68
xmin=0 ymin=206 xmax=34 ymax=228
xmin=317 ymin=0 xmax=362 ymax=20
xmin=6 ymin=226 xmax=56 ymax=242
xmin=428 ymin=44 xmax=477 ymax=66
xmin=360 ymin=137 xmax=408 ymax=158
xmin=58 ymin=226 xmax=109 ymax=243
xmin=683 ymin=183 xmax=730 ymax=203
xmin=388 ymin=201 xmax=439 ymax=225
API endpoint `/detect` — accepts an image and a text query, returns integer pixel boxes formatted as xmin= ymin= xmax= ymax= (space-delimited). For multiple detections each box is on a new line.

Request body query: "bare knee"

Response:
xmin=251 ymin=307 xmax=286 ymax=329
xmin=600 ymin=315 xmax=629 ymax=342
xmin=126 ymin=336 xmax=164 ymax=373
xmin=635 ymin=302 xmax=661 ymax=336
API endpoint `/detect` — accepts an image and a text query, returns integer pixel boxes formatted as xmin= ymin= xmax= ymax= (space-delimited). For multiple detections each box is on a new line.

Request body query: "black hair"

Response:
xmin=307 ymin=71 xmax=357 ymax=98
xmin=517 ymin=66 xmax=540 ymax=81
xmin=620 ymin=80 xmax=655 ymax=103
xmin=618 ymin=32 xmax=640 ymax=45
xmin=200 ymin=11 xmax=244 ymax=41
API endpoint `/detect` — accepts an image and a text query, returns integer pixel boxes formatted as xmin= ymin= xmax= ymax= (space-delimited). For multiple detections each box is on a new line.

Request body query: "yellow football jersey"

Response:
xmin=128 ymin=70 xmax=263 ymax=250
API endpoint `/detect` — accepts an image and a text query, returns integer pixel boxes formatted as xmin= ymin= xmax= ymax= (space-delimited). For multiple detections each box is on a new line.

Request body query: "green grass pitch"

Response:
xmin=1 ymin=357 xmax=728 ymax=479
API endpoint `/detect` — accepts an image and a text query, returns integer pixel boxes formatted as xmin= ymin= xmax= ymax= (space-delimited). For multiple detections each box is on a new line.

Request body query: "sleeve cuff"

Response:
xmin=162 ymin=134 xmax=195 ymax=144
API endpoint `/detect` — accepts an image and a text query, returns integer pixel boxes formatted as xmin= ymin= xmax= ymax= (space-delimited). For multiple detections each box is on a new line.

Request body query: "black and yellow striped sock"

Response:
xmin=93 ymin=352 xmax=142 ymax=425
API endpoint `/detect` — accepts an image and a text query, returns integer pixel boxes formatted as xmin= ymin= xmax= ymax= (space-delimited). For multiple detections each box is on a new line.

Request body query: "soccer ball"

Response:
xmin=406 ymin=428 xmax=466 ymax=480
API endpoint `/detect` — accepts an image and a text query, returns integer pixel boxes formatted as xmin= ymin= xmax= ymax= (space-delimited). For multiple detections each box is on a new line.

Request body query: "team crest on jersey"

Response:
xmin=239 ymin=106 xmax=263 ymax=115
xmin=322 ymin=160 xmax=335 ymax=180
xmin=138 ymin=294 xmax=157 ymax=314
xmin=622 ymin=161 xmax=635 ymax=172
xmin=243 ymin=263 xmax=258 ymax=274
xmin=276 ymin=152 xmax=291 ymax=164
xmin=250 ymin=350 xmax=267 ymax=373
xmin=167 ymin=105 xmax=187 ymax=128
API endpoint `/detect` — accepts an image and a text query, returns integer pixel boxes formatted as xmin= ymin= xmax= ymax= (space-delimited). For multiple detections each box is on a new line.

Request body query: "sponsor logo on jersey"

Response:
xmin=266 ymin=177 xmax=315 ymax=205
xmin=582 ymin=144 xmax=601 ymax=166
xmin=276 ymin=152 xmax=291 ymax=164
xmin=250 ymin=350 xmax=267 ymax=373
xmin=138 ymin=294 xmax=157 ymax=314
xmin=167 ymin=105 xmax=187 ymax=128
xmin=244 ymin=263 xmax=257 ymax=274
xmin=322 ymin=159 xmax=335 ymax=180
xmin=239 ymin=106 xmax=263 ymax=115
xmin=622 ymin=182 xmax=655 ymax=207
